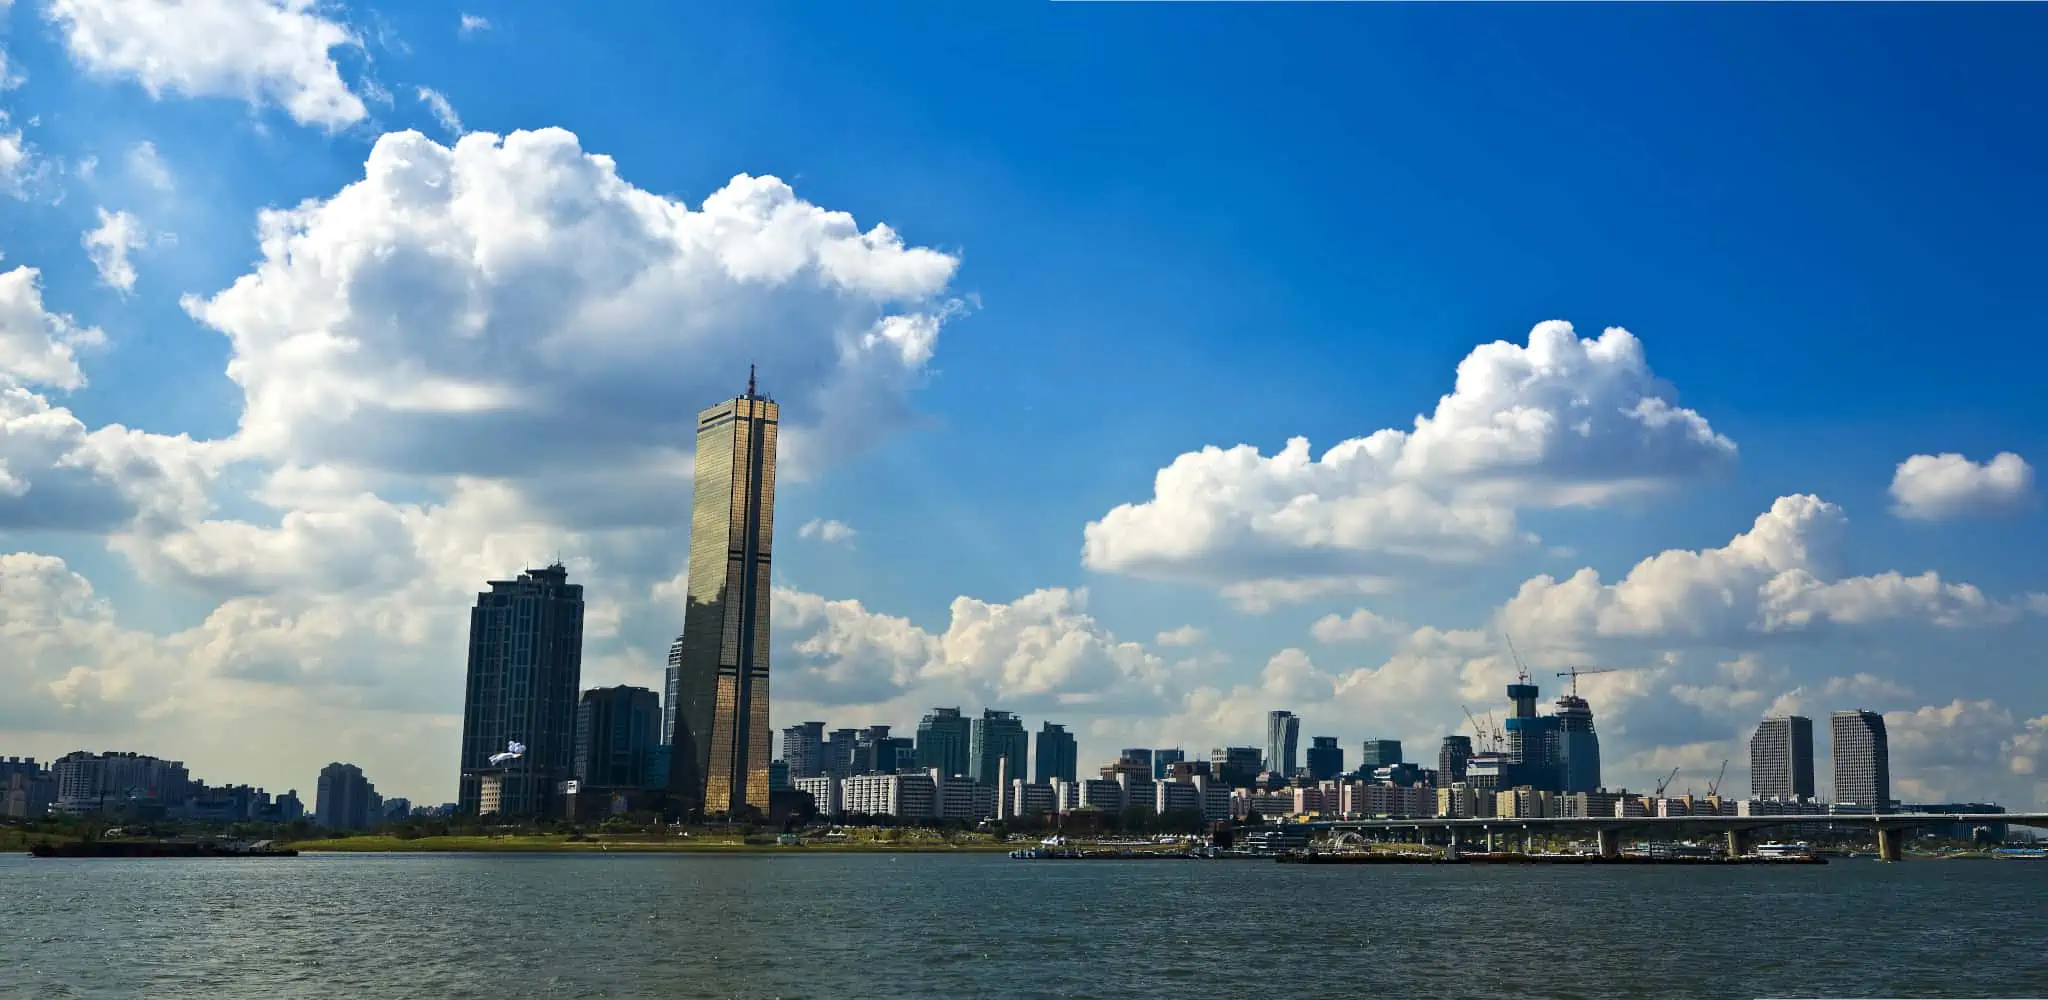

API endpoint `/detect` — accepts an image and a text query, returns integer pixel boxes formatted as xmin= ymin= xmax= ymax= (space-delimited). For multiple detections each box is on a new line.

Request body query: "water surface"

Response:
xmin=5 ymin=852 xmax=2045 ymax=998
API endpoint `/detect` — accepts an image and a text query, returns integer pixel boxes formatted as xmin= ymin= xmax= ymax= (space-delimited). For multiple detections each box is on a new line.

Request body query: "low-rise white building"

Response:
xmin=794 ymin=776 xmax=841 ymax=817
xmin=1011 ymin=781 xmax=1056 ymax=818
xmin=842 ymin=772 xmax=936 ymax=819
xmin=1056 ymin=777 xmax=1125 ymax=814
xmin=933 ymin=770 xmax=994 ymax=822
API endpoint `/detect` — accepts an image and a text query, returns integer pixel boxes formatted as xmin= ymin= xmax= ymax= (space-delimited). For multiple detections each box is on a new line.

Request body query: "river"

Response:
xmin=5 ymin=852 xmax=2045 ymax=998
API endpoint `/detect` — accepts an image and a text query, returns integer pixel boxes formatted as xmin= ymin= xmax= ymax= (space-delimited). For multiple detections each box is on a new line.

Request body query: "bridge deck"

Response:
xmin=1310 ymin=813 xmax=2048 ymax=832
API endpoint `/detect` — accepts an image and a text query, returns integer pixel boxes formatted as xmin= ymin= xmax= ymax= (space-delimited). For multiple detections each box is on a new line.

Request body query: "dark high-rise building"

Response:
xmin=1507 ymin=681 xmax=1540 ymax=720
xmin=916 ymin=707 xmax=972 ymax=778
xmin=1035 ymin=722 xmax=1077 ymax=784
xmin=1212 ymin=746 xmax=1264 ymax=788
xmin=782 ymin=721 xmax=825 ymax=780
xmin=1266 ymin=711 xmax=1300 ymax=777
xmin=768 ymin=759 xmax=791 ymax=791
xmin=316 ymin=762 xmax=375 ymax=830
xmin=1151 ymin=748 xmax=1186 ymax=781
xmin=1750 ymin=715 xmax=1815 ymax=800
xmin=573 ymin=685 xmax=662 ymax=790
xmin=970 ymin=710 xmax=1029 ymax=785
xmin=667 ymin=375 xmax=779 ymax=819
xmin=1305 ymin=736 xmax=1344 ymax=781
xmin=823 ymin=728 xmax=859 ymax=779
xmin=459 ymin=563 xmax=585 ymax=818
xmin=1120 ymin=748 xmax=1155 ymax=775
xmin=852 ymin=725 xmax=911 ymax=775
xmin=1504 ymin=681 xmax=1562 ymax=792
xmin=661 ymin=665 xmax=681 ymax=746
xmin=883 ymin=737 xmax=914 ymax=774
xmin=1554 ymin=694 xmax=1601 ymax=794
xmin=1360 ymin=739 xmax=1405 ymax=769
xmin=1831 ymin=710 xmax=1891 ymax=813
xmin=1437 ymin=736 xmax=1473 ymax=785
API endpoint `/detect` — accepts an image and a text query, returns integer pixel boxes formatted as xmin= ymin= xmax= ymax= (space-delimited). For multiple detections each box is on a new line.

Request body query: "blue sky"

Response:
xmin=1 ymin=1 xmax=2044 ymax=806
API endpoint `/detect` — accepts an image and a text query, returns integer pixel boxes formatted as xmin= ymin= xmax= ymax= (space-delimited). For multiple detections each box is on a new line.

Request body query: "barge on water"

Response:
xmin=1277 ymin=851 xmax=1827 ymax=866
xmin=1008 ymin=836 xmax=1245 ymax=860
xmin=28 ymin=839 xmax=299 ymax=859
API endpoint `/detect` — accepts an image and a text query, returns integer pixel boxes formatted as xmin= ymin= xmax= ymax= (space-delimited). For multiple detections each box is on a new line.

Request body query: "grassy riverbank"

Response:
xmin=284 ymin=833 xmax=1021 ymax=854
xmin=0 ymin=828 xmax=78 ymax=851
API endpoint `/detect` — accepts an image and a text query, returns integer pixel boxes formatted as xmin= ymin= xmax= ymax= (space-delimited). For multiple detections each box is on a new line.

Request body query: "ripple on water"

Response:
xmin=2 ymin=854 xmax=2047 ymax=999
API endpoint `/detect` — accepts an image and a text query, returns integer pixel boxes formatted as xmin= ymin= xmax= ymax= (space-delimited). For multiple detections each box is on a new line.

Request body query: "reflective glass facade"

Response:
xmin=1554 ymin=695 xmax=1602 ymax=794
xmin=668 ymin=392 xmax=778 ymax=818
xmin=1266 ymin=711 xmax=1299 ymax=777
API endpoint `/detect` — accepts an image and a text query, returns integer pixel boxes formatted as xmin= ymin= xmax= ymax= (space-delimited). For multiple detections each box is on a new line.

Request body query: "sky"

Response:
xmin=2 ymin=0 xmax=2045 ymax=809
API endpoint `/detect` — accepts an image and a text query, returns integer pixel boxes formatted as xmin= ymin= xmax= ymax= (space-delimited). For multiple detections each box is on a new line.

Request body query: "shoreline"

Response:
xmin=283 ymin=835 xmax=1024 ymax=854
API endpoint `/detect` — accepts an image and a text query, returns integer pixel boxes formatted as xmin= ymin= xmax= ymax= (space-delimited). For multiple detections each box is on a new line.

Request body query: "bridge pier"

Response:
xmin=1484 ymin=827 xmax=1496 ymax=853
xmin=1596 ymin=828 xmax=1620 ymax=859
xmin=1877 ymin=826 xmax=1903 ymax=862
xmin=1725 ymin=829 xmax=1748 ymax=858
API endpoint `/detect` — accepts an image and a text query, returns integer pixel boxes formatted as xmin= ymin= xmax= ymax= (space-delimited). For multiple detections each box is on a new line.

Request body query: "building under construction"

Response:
xmin=1460 ymin=655 xmax=1606 ymax=795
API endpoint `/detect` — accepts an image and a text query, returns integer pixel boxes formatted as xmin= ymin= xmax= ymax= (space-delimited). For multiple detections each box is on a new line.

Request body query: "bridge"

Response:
xmin=1302 ymin=813 xmax=2048 ymax=861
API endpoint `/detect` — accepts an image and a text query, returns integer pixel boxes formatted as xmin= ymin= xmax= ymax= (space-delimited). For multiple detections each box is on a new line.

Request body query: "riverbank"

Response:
xmin=284 ymin=834 xmax=1021 ymax=854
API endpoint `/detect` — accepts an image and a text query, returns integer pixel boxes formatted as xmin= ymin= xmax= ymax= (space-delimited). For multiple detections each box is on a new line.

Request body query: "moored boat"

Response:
xmin=1752 ymin=841 xmax=1814 ymax=860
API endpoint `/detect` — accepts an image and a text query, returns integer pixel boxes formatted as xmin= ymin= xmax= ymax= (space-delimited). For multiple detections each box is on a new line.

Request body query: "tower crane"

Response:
xmin=1653 ymin=767 xmax=1680 ymax=798
xmin=1504 ymin=633 xmax=1530 ymax=684
xmin=1461 ymin=705 xmax=1499 ymax=754
xmin=1554 ymin=665 xmax=1630 ymax=697
xmin=1707 ymin=759 xmax=1729 ymax=798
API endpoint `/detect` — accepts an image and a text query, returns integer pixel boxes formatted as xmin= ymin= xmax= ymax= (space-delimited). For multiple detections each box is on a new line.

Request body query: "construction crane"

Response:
xmin=1504 ymin=633 xmax=1530 ymax=684
xmin=1554 ymin=665 xmax=1627 ymax=697
xmin=1461 ymin=704 xmax=1499 ymax=754
xmin=1653 ymin=767 xmax=1680 ymax=798
xmin=1707 ymin=759 xmax=1728 ymax=798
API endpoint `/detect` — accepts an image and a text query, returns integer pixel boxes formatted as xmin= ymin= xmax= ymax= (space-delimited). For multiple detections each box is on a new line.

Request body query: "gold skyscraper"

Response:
xmin=667 ymin=370 xmax=777 ymax=818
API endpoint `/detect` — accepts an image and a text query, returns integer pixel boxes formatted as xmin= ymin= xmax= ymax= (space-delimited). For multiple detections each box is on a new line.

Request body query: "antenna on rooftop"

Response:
xmin=747 ymin=363 xmax=757 ymax=398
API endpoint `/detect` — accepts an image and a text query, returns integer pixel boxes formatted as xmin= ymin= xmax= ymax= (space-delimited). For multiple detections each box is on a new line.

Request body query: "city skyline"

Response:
xmin=2 ymin=4 xmax=2047 ymax=812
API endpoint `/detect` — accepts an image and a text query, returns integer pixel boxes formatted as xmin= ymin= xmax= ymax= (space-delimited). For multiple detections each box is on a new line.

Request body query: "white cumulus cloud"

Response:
xmin=126 ymin=141 xmax=173 ymax=192
xmin=763 ymin=586 xmax=1179 ymax=718
xmin=1890 ymin=452 xmax=2034 ymax=521
xmin=82 ymin=207 xmax=146 ymax=292
xmin=459 ymin=13 xmax=489 ymax=35
xmin=45 ymin=0 xmax=368 ymax=129
xmin=1884 ymin=700 xmax=2048 ymax=802
xmin=798 ymin=518 xmax=856 ymax=546
xmin=1155 ymin=625 xmax=1205 ymax=647
xmin=1084 ymin=321 xmax=1735 ymax=594
xmin=1218 ymin=575 xmax=1393 ymax=614
xmin=1311 ymin=607 xmax=1405 ymax=643
xmin=179 ymin=127 xmax=962 ymax=517
xmin=0 ymin=260 xmax=218 ymax=532
xmin=1499 ymin=494 xmax=2025 ymax=644
xmin=0 ymin=262 xmax=103 ymax=390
